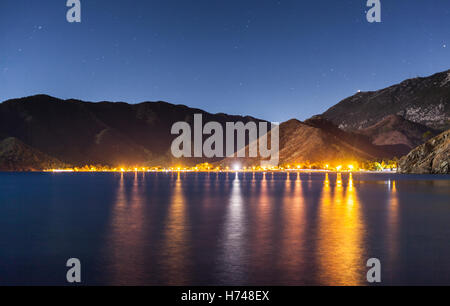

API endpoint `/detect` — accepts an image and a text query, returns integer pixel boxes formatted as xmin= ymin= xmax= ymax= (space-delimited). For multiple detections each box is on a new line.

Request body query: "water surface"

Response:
xmin=0 ymin=172 xmax=449 ymax=285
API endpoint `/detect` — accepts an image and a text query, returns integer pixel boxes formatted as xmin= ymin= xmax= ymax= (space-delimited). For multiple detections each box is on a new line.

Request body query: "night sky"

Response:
xmin=1 ymin=0 xmax=449 ymax=122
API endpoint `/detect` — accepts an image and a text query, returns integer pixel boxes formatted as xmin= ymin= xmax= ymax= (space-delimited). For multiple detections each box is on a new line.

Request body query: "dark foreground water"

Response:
xmin=0 ymin=172 xmax=449 ymax=285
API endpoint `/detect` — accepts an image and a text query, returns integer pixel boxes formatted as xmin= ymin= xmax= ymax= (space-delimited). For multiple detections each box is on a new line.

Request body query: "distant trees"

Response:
xmin=362 ymin=158 xmax=398 ymax=171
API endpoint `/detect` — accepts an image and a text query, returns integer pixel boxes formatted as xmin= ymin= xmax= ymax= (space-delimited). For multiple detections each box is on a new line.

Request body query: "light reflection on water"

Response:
xmin=107 ymin=172 xmax=148 ymax=284
xmin=317 ymin=173 xmax=365 ymax=285
xmin=277 ymin=172 xmax=307 ymax=283
xmin=386 ymin=180 xmax=399 ymax=283
xmin=217 ymin=173 xmax=247 ymax=284
xmin=160 ymin=172 xmax=191 ymax=285
xmin=0 ymin=172 xmax=449 ymax=285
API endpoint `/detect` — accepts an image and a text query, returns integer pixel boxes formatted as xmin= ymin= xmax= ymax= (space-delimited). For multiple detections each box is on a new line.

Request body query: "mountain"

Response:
xmin=304 ymin=115 xmax=407 ymax=156
xmin=219 ymin=118 xmax=397 ymax=168
xmin=276 ymin=119 xmax=389 ymax=164
xmin=0 ymin=94 xmax=265 ymax=168
xmin=357 ymin=114 xmax=439 ymax=153
xmin=0 ymin=137 xmax=67 ymax=171
xmin=398 ymin=129 xmax=450 ymax=174
xmin=321 ymin=69 xmax=450 ymax=131
xmin=2 ymin=68 xmax=448 ymax=172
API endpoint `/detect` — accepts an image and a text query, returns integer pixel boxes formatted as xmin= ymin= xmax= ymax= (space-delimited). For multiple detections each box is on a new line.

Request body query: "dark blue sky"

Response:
xmin=1 ymin=0 xmax=449 ymax=122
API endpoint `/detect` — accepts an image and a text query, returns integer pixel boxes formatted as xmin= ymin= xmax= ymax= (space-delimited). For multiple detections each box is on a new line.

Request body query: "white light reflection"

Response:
xmin=218 ymin=171 xmax=246 ymax=284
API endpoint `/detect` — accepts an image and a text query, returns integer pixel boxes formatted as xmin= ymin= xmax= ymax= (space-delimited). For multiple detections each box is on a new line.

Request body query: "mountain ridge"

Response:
xmin=0 ymin=94 xmax=266 ymax=168
xmin=219 ymin=117 xmax=399 ymax=168
xmin=2 ymin=68 xmax=449 ymax=171
xmin=321 ymin=69 xmax=450 ymax=131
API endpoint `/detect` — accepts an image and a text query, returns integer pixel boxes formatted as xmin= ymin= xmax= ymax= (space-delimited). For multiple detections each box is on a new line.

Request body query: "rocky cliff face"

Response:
xmin=398 ymin=130 xmax=450 ymax=174
xmin=321 ymin=69 xmax=450 ymax=131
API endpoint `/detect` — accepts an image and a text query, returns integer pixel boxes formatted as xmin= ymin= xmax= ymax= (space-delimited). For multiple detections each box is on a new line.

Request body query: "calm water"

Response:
xmin=0 ymin=172 xmax=449 ymax=285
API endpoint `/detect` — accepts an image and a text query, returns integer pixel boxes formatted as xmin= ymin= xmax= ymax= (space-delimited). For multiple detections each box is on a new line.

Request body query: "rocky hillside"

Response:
xmin=219 ymin=118 xmax=398 ymax=168
xmin=0 ymin=137 xmax=67 ymax=171
xmin=398 ymin=129 xmax=450 ymax=174
xmin=358 ymin=114 xmax=438 ymax=153
xmin=321 ymin=69 xmax=450 ymax=131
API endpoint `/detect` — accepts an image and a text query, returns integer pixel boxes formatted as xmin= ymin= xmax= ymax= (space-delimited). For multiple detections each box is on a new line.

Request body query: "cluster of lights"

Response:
xmin=46 ymin=162 xmax=361 ymax=173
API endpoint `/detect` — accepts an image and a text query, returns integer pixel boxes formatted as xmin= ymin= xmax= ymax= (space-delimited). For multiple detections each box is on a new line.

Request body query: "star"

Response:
xmin=443 ymin=44 xmax=447 ymax=48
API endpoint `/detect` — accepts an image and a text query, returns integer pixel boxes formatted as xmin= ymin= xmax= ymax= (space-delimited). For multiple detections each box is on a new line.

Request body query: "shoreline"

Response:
xmin=0 ymin=170 xmax=440 ymax=175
